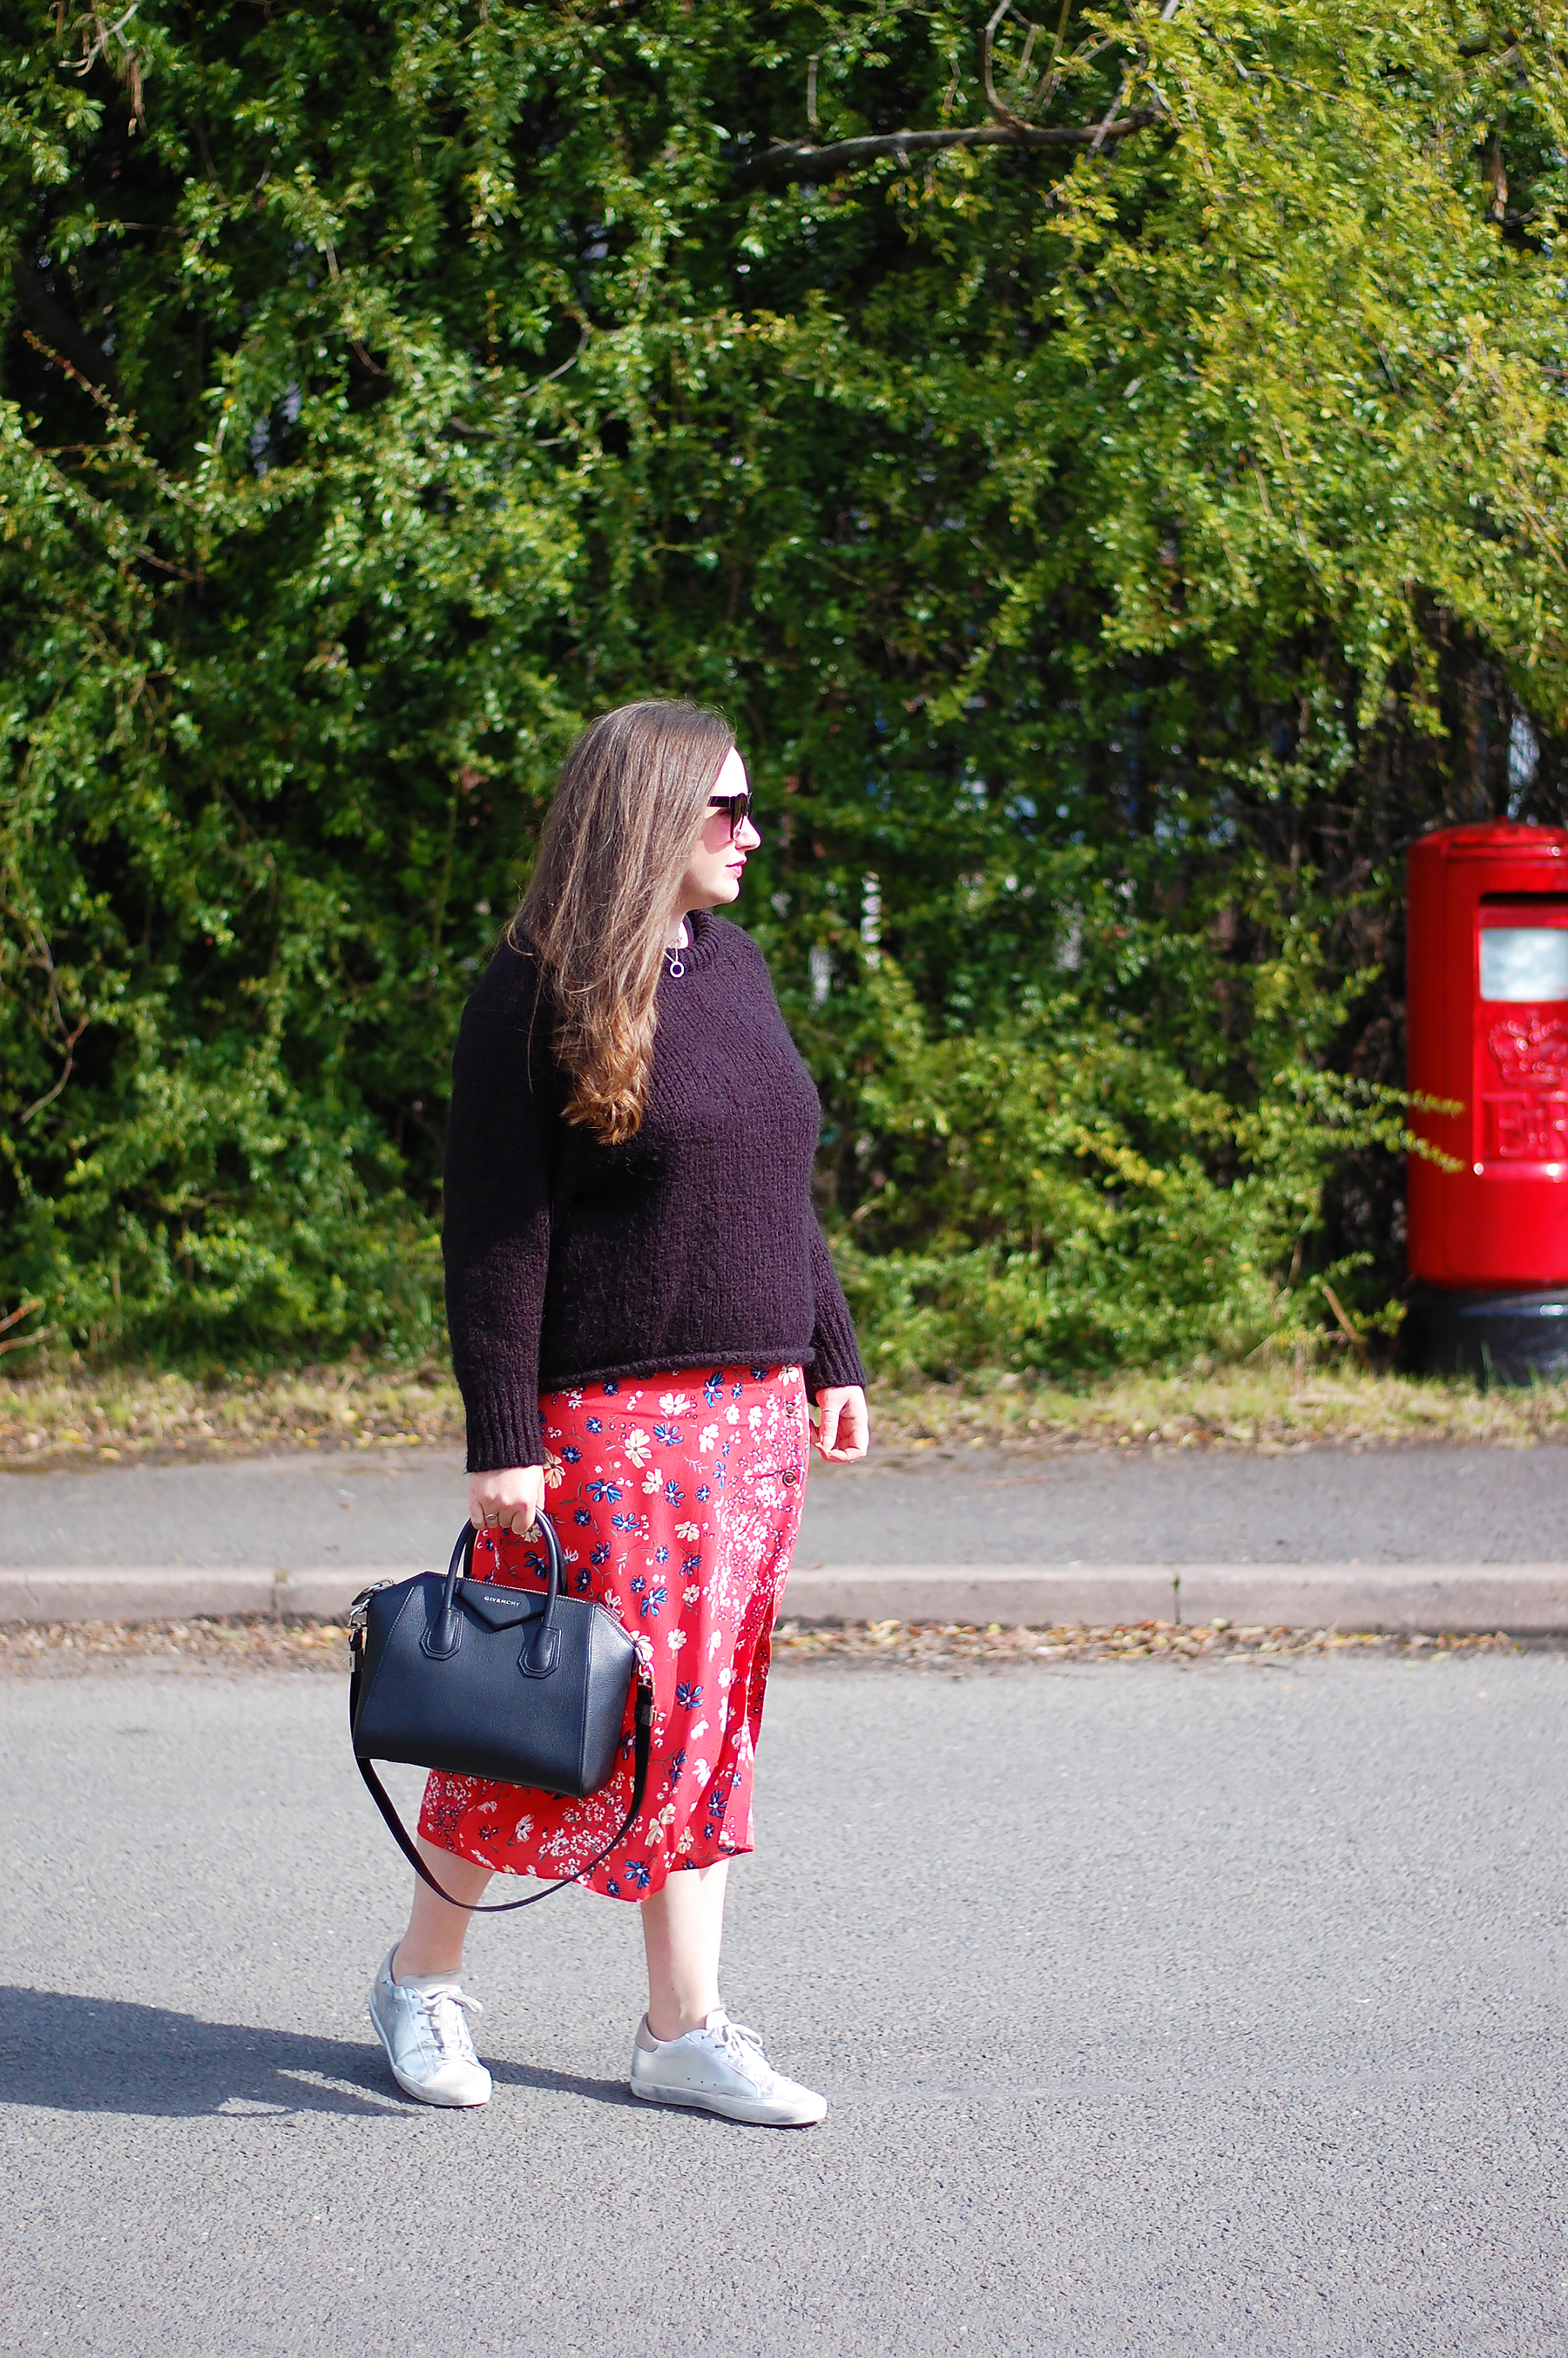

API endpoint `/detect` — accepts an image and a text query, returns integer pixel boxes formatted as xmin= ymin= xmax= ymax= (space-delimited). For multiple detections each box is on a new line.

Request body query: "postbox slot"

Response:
xmin=1478 ymin=897 xmax=1568 ymax=1003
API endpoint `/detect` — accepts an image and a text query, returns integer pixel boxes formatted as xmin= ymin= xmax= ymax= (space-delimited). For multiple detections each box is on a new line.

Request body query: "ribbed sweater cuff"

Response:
xmin=808 ymin=1301 xmax=868 ymax=1394
xmin=463 ymin=1393 xmax=544 ymax=1474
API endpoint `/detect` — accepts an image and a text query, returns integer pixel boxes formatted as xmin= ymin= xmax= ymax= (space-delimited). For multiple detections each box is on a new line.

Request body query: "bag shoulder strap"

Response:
xmin=348 ymin=1643 xmax=655 ymax=1914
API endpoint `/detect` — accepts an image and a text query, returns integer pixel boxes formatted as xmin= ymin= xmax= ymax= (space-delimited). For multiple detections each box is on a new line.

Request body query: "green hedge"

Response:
xmin=3 ymin=1 xmax=1566 ymax=1374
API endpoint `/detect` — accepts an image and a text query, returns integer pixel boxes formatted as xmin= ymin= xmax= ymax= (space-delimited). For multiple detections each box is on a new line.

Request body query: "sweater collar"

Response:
xmin=668 ymin=908 xmax=724 ymax=976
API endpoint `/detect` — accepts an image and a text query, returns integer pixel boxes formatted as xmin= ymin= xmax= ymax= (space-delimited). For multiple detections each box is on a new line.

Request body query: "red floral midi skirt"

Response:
xmin=417 ymin=1363 xmax=810 ymax=1900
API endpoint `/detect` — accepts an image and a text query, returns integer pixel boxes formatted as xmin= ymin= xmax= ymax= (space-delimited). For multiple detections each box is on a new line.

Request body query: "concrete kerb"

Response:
xmin=0 ymin=1568 xmax=362 ymax=1624
xmin=785 ymin=1564 xmax=1568 ymax=1634
xmin=4 ymin=1562 xmax=1568 ymax=1634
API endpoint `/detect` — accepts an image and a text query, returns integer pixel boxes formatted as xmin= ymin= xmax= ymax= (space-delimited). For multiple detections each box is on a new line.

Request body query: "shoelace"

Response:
xmin=707 ymin=2017 xmax=773 ymax=2088
xmin=409 ymin=1983 xmax=483 ymax=2062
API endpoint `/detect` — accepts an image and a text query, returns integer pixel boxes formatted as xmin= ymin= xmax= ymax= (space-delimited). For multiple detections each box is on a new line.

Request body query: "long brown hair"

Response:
xmin=511 ymin=700 xmax=735 ymax=1143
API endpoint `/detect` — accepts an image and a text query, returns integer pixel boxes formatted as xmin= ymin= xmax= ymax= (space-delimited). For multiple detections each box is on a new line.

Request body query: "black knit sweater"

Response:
xmin=443 ymin=909 xmax=867 ymax=1470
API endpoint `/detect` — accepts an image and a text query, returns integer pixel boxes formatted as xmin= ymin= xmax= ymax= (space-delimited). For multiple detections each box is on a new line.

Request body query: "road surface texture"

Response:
xmin=4 ymin=1438 xmax=1568 ymax=1570
xmin=4 ymin=1650 xmax=1565 ymax=2355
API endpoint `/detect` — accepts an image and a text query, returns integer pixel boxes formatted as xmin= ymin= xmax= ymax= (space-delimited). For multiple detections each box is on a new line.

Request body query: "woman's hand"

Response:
xmin=468 ymin=1464 xmax=547 ymax=1537
xmin=812 ymin=1386 xmax=869 ymax=1463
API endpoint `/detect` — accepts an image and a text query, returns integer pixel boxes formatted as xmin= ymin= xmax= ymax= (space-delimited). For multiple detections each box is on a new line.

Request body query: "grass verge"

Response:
xmin=4 ymin=1358 xmax=1568 ymax=1470
xmin=0 ymin=1614 xmax=1521 ymax=1674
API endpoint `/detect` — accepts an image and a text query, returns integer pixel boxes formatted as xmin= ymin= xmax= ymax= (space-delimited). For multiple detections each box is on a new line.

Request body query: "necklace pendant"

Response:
xmin=665 ymin=952 xmax=686 ymax=979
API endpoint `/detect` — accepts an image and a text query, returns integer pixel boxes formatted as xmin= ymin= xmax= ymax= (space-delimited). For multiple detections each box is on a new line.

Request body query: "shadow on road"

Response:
xmin=0 ymin=1985 xmax=633 ymax=2118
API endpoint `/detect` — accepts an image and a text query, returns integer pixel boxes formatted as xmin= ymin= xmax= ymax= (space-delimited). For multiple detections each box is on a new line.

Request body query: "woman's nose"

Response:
xmin=736 ymin=813 xmax=762 ymax=850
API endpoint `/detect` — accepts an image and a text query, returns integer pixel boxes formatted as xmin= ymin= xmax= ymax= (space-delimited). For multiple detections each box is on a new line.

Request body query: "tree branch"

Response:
xmin=10 ymin=254 xmax=119 ymax=395
xmin=17 ymin=922 xmax=88 ymax=1127
xmin=0 ymin=1328 xmax=50 ymax=1358
xmin=0 ymin=1295 xmax=49 ymax=1359
xmin=983 ymin=2 xmax=1032 ymax=132
xmin=734 ymin=111 xmax=1159 ymax=183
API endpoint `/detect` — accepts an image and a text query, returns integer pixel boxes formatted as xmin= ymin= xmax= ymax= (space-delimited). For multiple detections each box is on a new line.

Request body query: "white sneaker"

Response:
xmin=628 ymin=2009 xmax=827 ymax=2126
xmin=368 ymin=1947 xmax=492 ymax=2107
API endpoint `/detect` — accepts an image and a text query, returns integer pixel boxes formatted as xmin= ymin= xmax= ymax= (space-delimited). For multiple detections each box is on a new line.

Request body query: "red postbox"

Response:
xmin=1407 ymin=821 xmax=1568 ymax=1376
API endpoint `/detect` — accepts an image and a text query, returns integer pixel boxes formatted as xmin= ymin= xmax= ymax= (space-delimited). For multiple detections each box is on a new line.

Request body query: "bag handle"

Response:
xmin=348 ymin=1511 xmax=655 ymax=1914
xmin=427 ymin=1516 xmax=563 ymax=1676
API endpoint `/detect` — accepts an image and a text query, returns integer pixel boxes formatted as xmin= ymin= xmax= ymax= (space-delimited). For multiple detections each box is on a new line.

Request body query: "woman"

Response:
xmin=368 ymin=700 xmax=869 ymax=2127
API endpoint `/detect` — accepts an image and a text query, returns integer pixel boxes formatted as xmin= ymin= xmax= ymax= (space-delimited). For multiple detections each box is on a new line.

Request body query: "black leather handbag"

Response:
xmin=348 ymin=1512 xmax=653 ymax=1913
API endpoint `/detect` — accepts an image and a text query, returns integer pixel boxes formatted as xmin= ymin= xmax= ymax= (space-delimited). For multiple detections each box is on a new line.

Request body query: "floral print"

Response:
xmin=417 ymin=1363 xmax=809 ymax=1900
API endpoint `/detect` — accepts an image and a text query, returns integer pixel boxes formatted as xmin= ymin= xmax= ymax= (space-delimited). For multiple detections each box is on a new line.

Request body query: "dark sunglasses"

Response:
xmin=706 ymin=789 xmax=754 ymax=841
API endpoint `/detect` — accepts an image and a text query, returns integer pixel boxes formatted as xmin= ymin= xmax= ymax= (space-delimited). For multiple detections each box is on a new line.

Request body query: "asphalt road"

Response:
xmin=3 ymin=1651 xmax=1566 ymax=2355
xmin=4 ymin=1439 xmax=1568 ymax=1569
